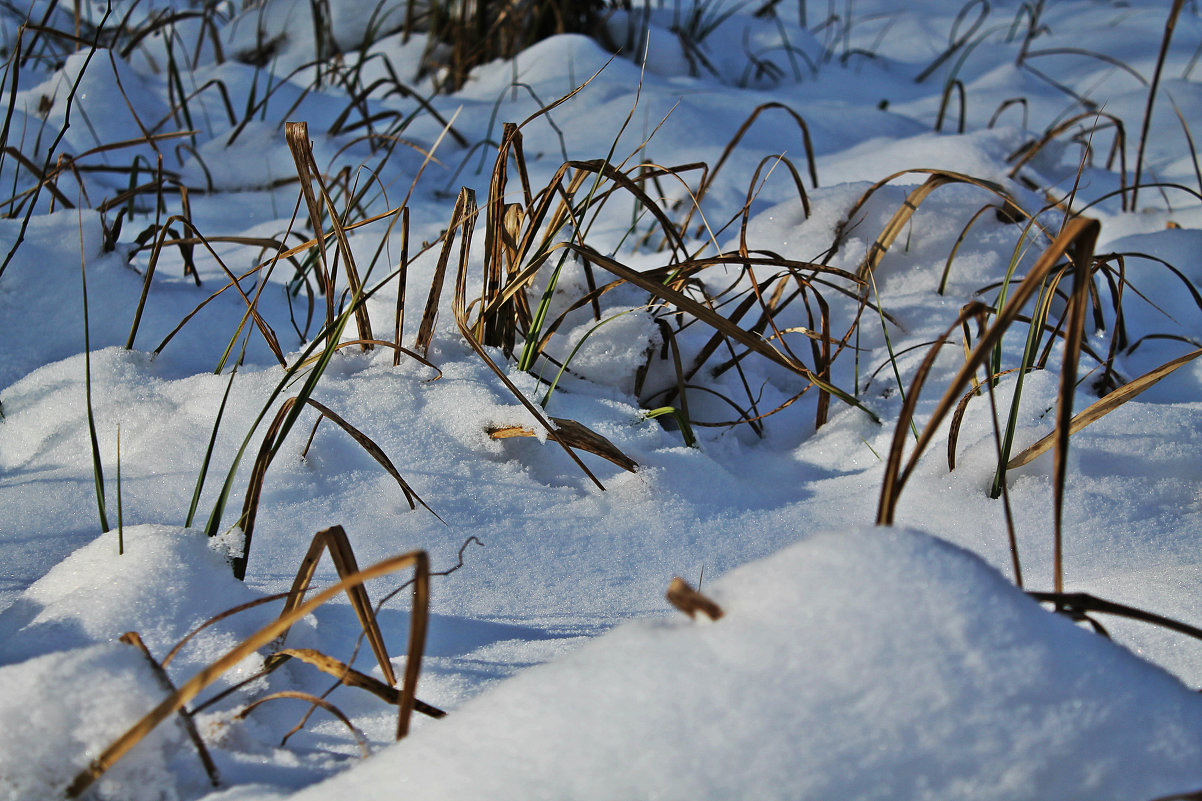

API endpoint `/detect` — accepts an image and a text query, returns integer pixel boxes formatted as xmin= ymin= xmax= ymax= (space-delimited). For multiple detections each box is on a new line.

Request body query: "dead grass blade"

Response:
xmin=394 ymin=206 xmax=410 ymax=365
xmin=0 ymin=146 xmax=77 ymax=210
xmin=946 ymin=368 xmax=1018 ymax=470
xmin=294 ymin=340 xmax=442 ymax=379
xmin=237 ymin=397 xmax=439 ymax=577
xmin=480 ymin=123 xmax=530 ymax=355
xmin=935 ymin=79 xmax=967 ymax=134
xmin=414 ymin=187 xmax=473 ymax=356
xmin=161 ymin=593 xmax=291 ymax=668
xmin=271 ymin=525 xmax=403 ymax=690
xmin=1048 ymin=217 xmax=1099 ymax=592
xmin=914 ymin=0 xmax=990 ymax=83
xmin=938 ymin=203 xmax=1014 ymax=294
xmin=270 ymin=648 xmax=446 ymax=718
xmin=847 ymin=169 xmax=1029 ymax=280
xmin=0 ymin=17 xmax=107 ymax=279
xmin=285 ymin=122 xmax=336 ymax=330
xmin=1007 ymin=111 xmax=1128 ymax=208
xmin=877 ymin=301 xmax=991 ymax=524
xmin=694 ymin=102 xmax=820 ymax=209
xmin=487 ymin=416 xmax=638 ymax=473
xmin=302 ymin=398 xmax=434 ymax=513
xmin=737 ymin=154 xmax=812 ymax=238
xmin=152 ymin=204 xmax=437 ymax=358
xmin=561 ymin=242 xmax=880 ymax=423
xmin=446 ymin=188 xmax=608 ymax=489
xmin=651 ymin=319 xmax=698 ymax=446
xmin=236 ymin=691 xmax=370 ymax=757
xmin=1132 ymin=0 xmax=1186 ymax=210
xmin=0 ymin=129 xmax=196 ymax=219
xmin=1030 ymin=591 xmax=1202 ymax=643
xmin=1008 ymin=346 xmax=1202 ymax=470
xmin=1170 ymin=101 xmax=1202 ymax=199
xmin=65 ymin=544 xmax=429 ymax=798
xmin=988 ymin=97 xmax=1029 ymax=129
xmin=126 ymin=216 xmax=286 ymax=364
xmin=119 ymin=632 xmax=219 ymax=789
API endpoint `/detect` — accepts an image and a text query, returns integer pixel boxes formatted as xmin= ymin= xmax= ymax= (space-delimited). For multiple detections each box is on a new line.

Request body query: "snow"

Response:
xmin=1 ymin=0 xmax=1202 ymax=798
xmin=289 ymin=528 xmax=1202 ymax=801
xmin=0 ymin=642 xmax=210 ymax=801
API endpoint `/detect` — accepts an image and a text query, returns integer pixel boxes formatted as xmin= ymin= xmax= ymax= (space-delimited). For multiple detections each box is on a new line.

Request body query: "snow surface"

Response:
xmin=2 ymin=0 xmax=1202 ymax=798
xmin=290 ymin=528 xmax=1202 ymax=801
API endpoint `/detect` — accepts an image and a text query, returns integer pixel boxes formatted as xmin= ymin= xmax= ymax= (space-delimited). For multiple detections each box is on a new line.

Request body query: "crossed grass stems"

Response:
xmin=7 ymin=0 xmax=1202 ymax=793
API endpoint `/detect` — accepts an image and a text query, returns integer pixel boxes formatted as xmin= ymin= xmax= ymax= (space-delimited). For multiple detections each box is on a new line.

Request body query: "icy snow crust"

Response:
xmin=1 ymin=0 xmax=1202 ymax=798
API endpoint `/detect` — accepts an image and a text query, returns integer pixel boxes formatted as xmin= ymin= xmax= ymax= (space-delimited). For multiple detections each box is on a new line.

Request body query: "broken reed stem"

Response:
xmin=666 ymin=577 xmax=723 ymax=621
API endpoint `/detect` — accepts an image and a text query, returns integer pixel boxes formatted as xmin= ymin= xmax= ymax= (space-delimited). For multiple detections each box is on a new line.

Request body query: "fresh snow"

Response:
xmin=289 ymin=528 xmax=1202 ymax=801
xmin=1 ymin=0 xmax=1202 ymax=799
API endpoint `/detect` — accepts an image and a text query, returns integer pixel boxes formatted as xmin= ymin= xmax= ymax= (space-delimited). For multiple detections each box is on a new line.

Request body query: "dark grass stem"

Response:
xmin=116 ymin=423 xmax=123 ymax=555
xmin=0 ymin=4 xmax=112 ymax=280
xmin=1131 ymin=0 xmax=1186 ymax=210
xmin=867 ymin=269 xmax=917 ymax=441
xmin=81 ymin=211 xmax=109 ymax=533
xmin=185 ymin=338 xmax=246 ymax=529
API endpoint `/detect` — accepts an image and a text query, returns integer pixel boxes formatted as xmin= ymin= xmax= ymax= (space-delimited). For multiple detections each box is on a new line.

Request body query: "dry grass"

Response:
xmin=66 ymin=526 xmax=432 ymax=797
xmin=18 ymin=0 xmax=1195 ymax=581
xmin=5 ymin=0 xmax=1202 ymax=791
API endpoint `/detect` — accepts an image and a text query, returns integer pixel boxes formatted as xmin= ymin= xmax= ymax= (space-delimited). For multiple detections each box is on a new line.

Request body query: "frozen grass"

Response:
xmin=2 ymin=0 xmax=1202 ymax=798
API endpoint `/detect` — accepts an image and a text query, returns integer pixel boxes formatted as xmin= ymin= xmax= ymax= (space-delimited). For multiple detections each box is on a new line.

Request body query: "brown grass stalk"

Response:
xmin=1007 ymin=346 xmax=1202 ymax=469
xmin=849 ymin=169 xmax=1030 ymax=280
xmin=693 ymin=102 xmax=820 ymax=212
xmin=285 ymin=121 xmax=374 ymax=347
xmin=270 ymin=526 xmax=401 ymax=687
xmin=487 ymin=417 xmax=638 ymax=473
xmin=445 ymin=187 xmax=609 ymax=489
xmin=236 ymin=690 xmax=371 ymax=757
xmin=560 ymin=242 xmax=879 ymax=423
xmin=125 ymin=216 xmax=286 ymax=363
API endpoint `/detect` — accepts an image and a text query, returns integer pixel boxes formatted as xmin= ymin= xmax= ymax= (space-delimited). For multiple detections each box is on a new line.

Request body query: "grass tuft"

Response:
xmin=66 ymin=528 xmax=432 ymax=798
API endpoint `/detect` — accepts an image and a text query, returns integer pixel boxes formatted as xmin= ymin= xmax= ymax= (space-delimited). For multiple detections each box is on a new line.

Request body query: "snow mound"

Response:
xmin=0 ymin=642 xmax=209 ymax=801
xmin=0 ymin=525 xmax=262 ymax=669
xmin=290 ymin=526 xmax=1202 ymax=801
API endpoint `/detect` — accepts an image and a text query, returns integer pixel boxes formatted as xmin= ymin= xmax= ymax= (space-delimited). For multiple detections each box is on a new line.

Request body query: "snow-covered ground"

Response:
xmin=3 ymin=0 xmax=1202 ymax=798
